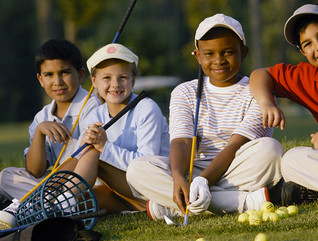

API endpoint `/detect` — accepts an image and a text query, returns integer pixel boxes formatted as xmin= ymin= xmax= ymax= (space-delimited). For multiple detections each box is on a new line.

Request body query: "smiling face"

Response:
xmin=194 ymin=28 xmax=248 ymax=87
xmin=37 ymin=59 xmax=84 ymax=107
xmin=91 ymin=59 xmax=135 ymax=114
xmin=299 ymin=22 xmax=318 ymax=67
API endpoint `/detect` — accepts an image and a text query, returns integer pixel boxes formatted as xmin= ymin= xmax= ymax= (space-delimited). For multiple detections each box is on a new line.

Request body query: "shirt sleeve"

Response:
xmin=99 ymin=99 xmax=168 ymax=171
xmin=233 ymin=98 xmax=273 ymax=140
xmin=24 ymin=112 xmax=54 ymax=167
xmin=169 ymin=83 xmax=196 ymax=141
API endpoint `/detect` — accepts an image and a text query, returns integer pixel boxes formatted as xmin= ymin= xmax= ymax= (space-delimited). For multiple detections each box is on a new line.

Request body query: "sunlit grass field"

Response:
xmin=0 ymin=115 xmax=317 ymax=240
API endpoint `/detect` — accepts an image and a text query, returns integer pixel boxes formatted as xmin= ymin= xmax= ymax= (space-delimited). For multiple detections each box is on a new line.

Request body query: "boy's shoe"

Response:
xmin=281 ymin=181 xmax=318 ymax=206
xmin=267 ymin=178 xmax=285 ymax=205
xmin=54 ymin=192 xmax=77 ymax=213
xmin=244 ymin=187 xmax=270 ymax=211
xmin=146 ymin=200 xmax=182 ymax=221
xmin=0 ymin=198 xmax=21 ymax=229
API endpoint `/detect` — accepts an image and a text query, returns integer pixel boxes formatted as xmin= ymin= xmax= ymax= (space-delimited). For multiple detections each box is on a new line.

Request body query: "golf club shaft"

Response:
xmin=112 ymin=0 xmax=137 ymax=43
xmin=52 ymin=85 xmax=95 ymax=171
xmin=21 ymin=91 xmax=147 ymax=202
xmin=53 ymin=0 xmax=137 ymax=170
xmin=184 ymin=66 xmax=204 ymax=222
xmin=20 ymin=0 xmax=140 ymax=203
xmin=70 ymin=91 xmax=147 ymax=158
xmin=70 ymin=209 xmax=108 ymax=220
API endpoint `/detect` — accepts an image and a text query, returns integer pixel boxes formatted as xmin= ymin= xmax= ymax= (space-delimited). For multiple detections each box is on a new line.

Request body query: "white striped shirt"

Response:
xmin=169 ymin=76 xmax=273 ymax=161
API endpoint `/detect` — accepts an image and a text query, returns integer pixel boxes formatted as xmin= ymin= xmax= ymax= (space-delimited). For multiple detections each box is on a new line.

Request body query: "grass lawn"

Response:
xmin=0 ymin=117 xmax=317 ymax=240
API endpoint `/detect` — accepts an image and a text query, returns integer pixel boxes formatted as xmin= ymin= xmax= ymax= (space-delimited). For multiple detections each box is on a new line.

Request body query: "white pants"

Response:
xmin=126 ymin=137 xmax=284 ymax=215
xmin=0 ymin=167 xmax=51 ymax=200
xmin=281 ymin=146 xmax=318 ymax=191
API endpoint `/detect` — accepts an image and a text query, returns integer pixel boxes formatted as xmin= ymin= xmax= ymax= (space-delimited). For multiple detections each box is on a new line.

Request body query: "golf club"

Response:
xmin=53 ymin=0 xmax=138 ymax=171
xmin=21 ymin=90 xmax=147 ymax=203
xmin=52 ymin=86 xmax=95 ymax=171
xmin=18 ymin=0 xmax=139 ymax=203
xmin=164 ymin=65 xmax=204 ymax=226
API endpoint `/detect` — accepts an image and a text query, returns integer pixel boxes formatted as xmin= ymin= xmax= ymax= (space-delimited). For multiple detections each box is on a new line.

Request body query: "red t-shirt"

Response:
xmin=269 ymin=62 xmax=318 ymax=123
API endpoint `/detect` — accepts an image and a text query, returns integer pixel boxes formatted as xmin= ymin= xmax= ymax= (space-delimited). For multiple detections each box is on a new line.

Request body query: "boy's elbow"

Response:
xmin=25 ymin=166 xmax=45 ymax=178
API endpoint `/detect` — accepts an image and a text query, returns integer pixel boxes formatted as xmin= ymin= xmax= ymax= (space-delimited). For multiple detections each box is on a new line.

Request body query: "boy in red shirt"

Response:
xmin=249 ymin=4 xmax=318 ymax=205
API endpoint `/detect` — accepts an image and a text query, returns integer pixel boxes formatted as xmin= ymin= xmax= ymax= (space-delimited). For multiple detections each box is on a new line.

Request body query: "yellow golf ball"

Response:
xmin=254 ymin=233 xmax=269 ymax=241
xmin=238 ymin=213 xmax=249 ymax=223
xmin=262 ymin=211 xmax=271 ymax=222
xmin=275 ymin=209 xmax=288 ymax=218
xmin=249 ymin=213 xmax=262 ymax=225
xmin=268 ymin=212 xmax=279 ymax=222
xmin=246 ymin=209 xmax=257 ymax=215
xmin=261 ymin=201 xmax=275 ymax=213
xmin=278 ymin=206 xmax=288 ymax=213
xmin=287 ymin=205 xmax=299 ymax=216
xmin=196 ymin=238 xmax=206 ymax=241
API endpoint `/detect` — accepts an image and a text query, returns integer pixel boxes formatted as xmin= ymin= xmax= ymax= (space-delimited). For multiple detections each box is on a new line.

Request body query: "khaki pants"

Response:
xmin=0 ymin=167 xmax=50 ymax=200
xmin=281 ymin=146 xmax=318 ymax=191
xmin=127 ymin=137 xmax=284 ymax=215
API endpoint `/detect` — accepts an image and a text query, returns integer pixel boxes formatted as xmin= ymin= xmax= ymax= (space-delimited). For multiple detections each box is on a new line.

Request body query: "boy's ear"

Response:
xmin=240 ymin=45 xmax=249 ymax=62
xmin=299 ymin=48 xmax=306 ymax=56
xmin=37 ymin=73 xmax=45 ymax=88
xmin=78 ymin=67 xmax=85 ymax=83
xmin=193 ymin=49 xmax=201 ymax=65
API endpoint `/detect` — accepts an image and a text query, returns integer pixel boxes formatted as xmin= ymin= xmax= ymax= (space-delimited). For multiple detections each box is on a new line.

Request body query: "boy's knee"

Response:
xmin=259 ymin=137 xmax=284 ymax=160
xmin=281 ymin=146 xmax=312 ymax=169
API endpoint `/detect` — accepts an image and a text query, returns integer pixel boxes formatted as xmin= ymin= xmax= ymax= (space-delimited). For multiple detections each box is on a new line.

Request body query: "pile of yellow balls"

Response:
xmin=238 ymin=201 xmax=299 ymax=226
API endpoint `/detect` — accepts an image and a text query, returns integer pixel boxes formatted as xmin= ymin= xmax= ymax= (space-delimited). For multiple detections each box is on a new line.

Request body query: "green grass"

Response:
xmin=0 ymin=118 xmax=317 ymax=240
xmin=94 ymin=204 xmax=318 ymax=240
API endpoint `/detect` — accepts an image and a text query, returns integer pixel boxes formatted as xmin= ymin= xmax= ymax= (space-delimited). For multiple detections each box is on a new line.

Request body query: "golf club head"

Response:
xmin=182 ymin=214 xmax=189 ymax=226
xmin=164 ymin=215 xmax=179 ymax=226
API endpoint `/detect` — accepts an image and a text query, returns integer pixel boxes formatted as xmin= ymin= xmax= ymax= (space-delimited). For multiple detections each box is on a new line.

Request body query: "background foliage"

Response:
xmin=0 ymin=0 xmax=315 ymax=122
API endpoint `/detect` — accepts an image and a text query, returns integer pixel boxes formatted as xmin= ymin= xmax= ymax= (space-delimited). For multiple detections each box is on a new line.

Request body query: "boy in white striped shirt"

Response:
xmin=127 ymin=13 xmax=284 ymax=219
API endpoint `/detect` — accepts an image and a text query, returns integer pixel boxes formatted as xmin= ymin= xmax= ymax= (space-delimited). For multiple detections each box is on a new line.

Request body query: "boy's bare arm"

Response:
xmin=250 ymin=68 xmax=285 ymax=130
xmin=25 ymin=121 xmax=71 ymax=178
xmin=170 ymin=137 xmax=192 ymax=214
xmin=200 ymin=134 xmax=249 ymax=186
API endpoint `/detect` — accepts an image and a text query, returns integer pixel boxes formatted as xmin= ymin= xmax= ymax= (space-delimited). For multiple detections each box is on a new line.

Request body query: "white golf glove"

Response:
xmin=187 ymin=176 xmax=211 ymax=214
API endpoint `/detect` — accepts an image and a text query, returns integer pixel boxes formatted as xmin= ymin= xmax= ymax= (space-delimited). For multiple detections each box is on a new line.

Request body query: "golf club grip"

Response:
xmin=70 ymin=90 xmax=147 ymax=159
xmin=70 ymin=209 xmax=108 ymax=220
xmin=112 ymin=0 xmax=138 ymax=43
xmin=196 ymin=65 xmax=204 ymax=99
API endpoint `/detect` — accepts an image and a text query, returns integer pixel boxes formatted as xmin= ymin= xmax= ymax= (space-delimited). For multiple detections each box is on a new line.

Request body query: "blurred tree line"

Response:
xmin=0 ymin=0 xmax=313 ymax=122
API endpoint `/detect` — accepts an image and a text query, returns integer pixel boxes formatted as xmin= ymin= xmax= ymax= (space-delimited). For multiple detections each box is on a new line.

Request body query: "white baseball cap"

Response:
xmin=195 ymin=13 xmax=246 ymax=49
xmin=284 ymin=4 xmax=318 ymax=46
xmin=86 ymin=43 xmax=138 ymax=73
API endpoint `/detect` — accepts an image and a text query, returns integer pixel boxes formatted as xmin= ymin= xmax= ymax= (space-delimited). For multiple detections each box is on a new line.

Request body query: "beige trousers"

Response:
xmin=0 ymin=167 xmax=50 ymax=200
xmin=281 ymin=146 xmax=318 ymax=191
xmin=127 ymin=137 xmax=284 ymax=214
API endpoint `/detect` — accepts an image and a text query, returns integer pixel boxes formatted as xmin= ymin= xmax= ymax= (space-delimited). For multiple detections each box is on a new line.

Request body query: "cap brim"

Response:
xmin=284 ymin=12 xmax=318 ymax=46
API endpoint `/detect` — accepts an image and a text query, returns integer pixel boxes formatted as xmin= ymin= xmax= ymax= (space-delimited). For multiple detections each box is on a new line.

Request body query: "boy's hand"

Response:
xmin=188 ymin=176 xmax=211 ymax=214
xmin=83 ymin=122 xmax=107 ymax=153
xmin=172 ymin=174 xmax=189 ymax=214
xmin=37 ymin=121 xmax=71 ymax=144
xmin=260 ymin=103 xmax=285 ymax=130
xmin=310 ymin=132 xmax=318 ymax=149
